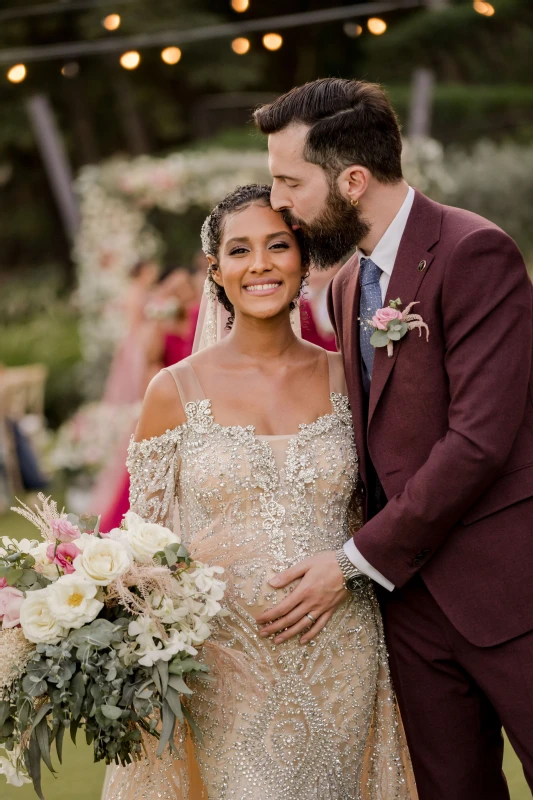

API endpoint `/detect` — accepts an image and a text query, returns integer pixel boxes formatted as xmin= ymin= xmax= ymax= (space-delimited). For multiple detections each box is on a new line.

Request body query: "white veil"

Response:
xmin=192 ymin=278 xmax=302 ymax=354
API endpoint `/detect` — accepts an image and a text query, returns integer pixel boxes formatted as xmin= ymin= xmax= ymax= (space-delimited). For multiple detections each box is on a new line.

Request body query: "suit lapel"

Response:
xmin=368 ymin=191 xmax=443 ymax=425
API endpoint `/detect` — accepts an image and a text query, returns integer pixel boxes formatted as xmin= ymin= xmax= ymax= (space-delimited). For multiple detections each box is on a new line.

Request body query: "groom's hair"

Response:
xmin=254 ymin=78 xmax=403 ymax=184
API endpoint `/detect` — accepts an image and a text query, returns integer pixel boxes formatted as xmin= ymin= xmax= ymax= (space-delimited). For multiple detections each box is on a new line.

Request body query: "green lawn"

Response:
xmin=1 ymin=508 xmax=531 ymax=799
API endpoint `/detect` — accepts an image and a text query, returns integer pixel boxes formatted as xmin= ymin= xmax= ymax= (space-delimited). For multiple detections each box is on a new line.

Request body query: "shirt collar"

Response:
xmin=357 ymin=185 xmax=415 ymax=277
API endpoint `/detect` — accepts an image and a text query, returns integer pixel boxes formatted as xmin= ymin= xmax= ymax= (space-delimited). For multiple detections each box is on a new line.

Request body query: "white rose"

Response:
xmin=19 ymin=587 xmax=68 ymax=644
xmin=124 ymin=511 xmax=180 ymax=562
xmin=74 ymin=537 xmax=131 ymax=586
xmin=29 ymin=542 xmax=60 ymax=581
xmin=73 ymin=532 xmax=98 ymax=552
xmin=46 ymin=575 xmax=103 ymax=629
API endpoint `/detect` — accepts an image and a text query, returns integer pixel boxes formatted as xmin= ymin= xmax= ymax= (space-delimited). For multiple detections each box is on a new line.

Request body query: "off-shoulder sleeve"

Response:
xmin=126 ymin=428 xmax=182 ymax=528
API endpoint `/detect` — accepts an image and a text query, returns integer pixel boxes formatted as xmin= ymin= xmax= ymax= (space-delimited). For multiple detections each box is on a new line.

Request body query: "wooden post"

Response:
xmin=26 ymin=94 xmax=80 ymax=242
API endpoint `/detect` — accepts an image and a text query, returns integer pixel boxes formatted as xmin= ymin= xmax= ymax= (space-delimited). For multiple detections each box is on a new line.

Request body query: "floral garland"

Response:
xmin=73 ymin=142 xmax=455 ymax=396
xmin=74 ymin=149 xmax=271 ymax=395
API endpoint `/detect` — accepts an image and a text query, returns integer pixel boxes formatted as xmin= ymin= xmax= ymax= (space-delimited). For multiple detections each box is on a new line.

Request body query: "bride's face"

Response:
xmin=211 ymin=202 xmax=305 ymax=323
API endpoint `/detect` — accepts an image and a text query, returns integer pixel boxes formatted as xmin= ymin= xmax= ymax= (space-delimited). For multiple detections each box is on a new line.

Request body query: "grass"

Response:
xmin=1 ymin=508 xmax=531 ymax=799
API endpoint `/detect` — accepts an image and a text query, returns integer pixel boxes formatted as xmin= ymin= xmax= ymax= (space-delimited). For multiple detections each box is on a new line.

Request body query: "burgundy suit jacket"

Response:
xmin=328 ymin=190 xmax=533 ymax=647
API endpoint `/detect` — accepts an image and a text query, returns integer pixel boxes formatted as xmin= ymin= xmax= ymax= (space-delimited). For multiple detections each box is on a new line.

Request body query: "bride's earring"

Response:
xmin=350 ymin=199 xmax=359 ymax=208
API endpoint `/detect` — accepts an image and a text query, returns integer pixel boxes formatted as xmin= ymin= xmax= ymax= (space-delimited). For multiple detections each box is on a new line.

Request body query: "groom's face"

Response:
xmin=268 ymin=124 xmax=370 ymax=269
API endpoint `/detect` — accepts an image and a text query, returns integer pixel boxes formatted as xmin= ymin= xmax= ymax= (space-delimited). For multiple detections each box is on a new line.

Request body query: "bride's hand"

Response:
xmin=255 ymin=551 xmax=349 ymax=645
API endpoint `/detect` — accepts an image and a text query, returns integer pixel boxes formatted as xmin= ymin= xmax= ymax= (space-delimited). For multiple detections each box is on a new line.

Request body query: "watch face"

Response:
xmin=346 ymin=575 xmax=364 ymax=592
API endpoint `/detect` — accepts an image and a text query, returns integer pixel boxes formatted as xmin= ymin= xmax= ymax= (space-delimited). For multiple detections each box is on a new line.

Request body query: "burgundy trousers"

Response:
xmin=381 ymin=576 xmax=533 ymax=800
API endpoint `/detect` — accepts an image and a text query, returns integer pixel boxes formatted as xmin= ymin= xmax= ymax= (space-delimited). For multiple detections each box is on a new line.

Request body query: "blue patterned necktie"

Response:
xmin=359 ymin=256 xmax=383 ymax=391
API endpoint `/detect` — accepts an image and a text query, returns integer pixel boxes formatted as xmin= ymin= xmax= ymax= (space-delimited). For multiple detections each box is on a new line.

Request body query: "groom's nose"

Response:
xmin=270 ymin=180 xmax=291 ymax=211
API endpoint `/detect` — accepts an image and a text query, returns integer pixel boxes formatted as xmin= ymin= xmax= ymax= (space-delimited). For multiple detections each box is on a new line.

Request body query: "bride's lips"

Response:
xmin=243 ymin=281 xmax=282 ymax=297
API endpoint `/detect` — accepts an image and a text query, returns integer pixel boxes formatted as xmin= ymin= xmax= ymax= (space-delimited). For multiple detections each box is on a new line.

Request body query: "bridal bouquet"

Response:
xmin=0 ymin=495 xmax=226 ymax=798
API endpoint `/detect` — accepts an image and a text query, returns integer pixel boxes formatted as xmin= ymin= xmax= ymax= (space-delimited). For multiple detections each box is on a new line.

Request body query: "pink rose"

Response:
xmin=50 ymin=518 xmax=81 ymax=543
xmin=372 ymin=307 xmax=403 ymax=331
xmin=46 ymin=542 xmax=81 ymax=575
xmin=0 ymin=583 xmax=25 ymax=628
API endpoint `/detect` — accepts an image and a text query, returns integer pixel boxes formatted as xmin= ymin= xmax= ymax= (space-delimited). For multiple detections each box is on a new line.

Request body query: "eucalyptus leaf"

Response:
xmin=156 ymin=700 xmax=176 ymax=758
xmin=165 ymin=686 xmax=184 ymax=723
xmin=55 ymin=723 xmax=65 ymax=765
xmin=156 ymin=661 xmax=169 ymax=698
xmin=30 ymin=703 xmax=52 ymax=735
xmin=70 ymin=715 xmax=81 ymax=745
xmin=168 ymin=675 xmax=193 ymax=696
xmin=70 ymin=670 xmax=86 ymax=720
xmin=27 ymin=732 xmax=44 ymax=800
xmin=152 ymin=666 xmax=162 ymax=695
xmin=388 ymin=330 xmax=402 ymax=341
xmin=35 ymin=717 xmax=55 ymax=774
xmin=100 ymin=704 xmax=123 ymax=720
xmin=0 ymin=700 xmax=10 ymax=727
xmin=164 ymin=546 xmax=177 ymax=567
xmin=182 ymin=706 xmax=204 ymax=746
xmin=369 ymin=330 xmax=389 ymax=347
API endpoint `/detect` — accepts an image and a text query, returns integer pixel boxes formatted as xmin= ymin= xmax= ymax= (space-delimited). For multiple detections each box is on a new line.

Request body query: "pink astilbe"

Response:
xmin=11 ymin=494 xmax=62 ymax=543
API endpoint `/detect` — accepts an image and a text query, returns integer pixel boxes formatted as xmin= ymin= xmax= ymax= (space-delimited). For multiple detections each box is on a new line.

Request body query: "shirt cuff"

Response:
xmin=343 ymin=539 xmax=395 ymax=592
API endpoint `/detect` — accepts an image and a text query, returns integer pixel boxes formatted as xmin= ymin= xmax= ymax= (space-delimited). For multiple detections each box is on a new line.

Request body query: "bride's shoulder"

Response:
xmin=134 ymin=369 xmax=186 ymax=442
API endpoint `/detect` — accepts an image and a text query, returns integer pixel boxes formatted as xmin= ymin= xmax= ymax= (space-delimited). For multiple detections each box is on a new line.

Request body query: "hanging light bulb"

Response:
xmin=263 ymin=33 xmax=283 ymax=51
xmin=232 ymin=37 xmax=251 ymax=55
xmin=120 ymin=51 xmax=140 ymax=70
xmin=102 ymin=14 xmax=121 ymax=31
xmin=161 ymin=47 xmax=182 ymax=65
xmin=7 ymin=64 xmax=26 ymax=83
xmin=344 ymin=22 xmax=363 ymax=38
xmin=231 ymin=0 xmax=250 ymax=11
xmin=61 ymin=62 xmax=79 ymax=78
xmin=473 ymin=1 xmax=495 ymax=15
xmin=367 ymin=17 xmax=387 ymax=35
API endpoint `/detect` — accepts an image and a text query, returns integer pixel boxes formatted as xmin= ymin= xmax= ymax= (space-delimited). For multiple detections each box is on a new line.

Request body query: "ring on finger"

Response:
xmin=306 ymin=612 xmax=316 ymax=624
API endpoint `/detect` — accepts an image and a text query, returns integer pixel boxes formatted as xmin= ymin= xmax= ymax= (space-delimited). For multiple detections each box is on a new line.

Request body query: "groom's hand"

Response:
xmin=255 ymin=551 xmax=349 ymax=645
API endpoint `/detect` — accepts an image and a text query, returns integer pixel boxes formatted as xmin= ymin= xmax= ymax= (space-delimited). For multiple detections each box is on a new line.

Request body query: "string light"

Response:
xmin=7 ymin=64 xmax=26 ymax=83
xmin=61 ymin=62 xmax=79 ymax=78
xmin=231 ymin=37 xmax=251 ymax=55
xmin=161 ymin=47 xmax=181 ymax=65
xmin=473 ymin=1 xmax=495 ymax=15
xmin=102 ymin=14 xmax=121 ymax=31
xmin=367 ymin=17 xmax=387 ymax=35
xmin=343 ymin=22 xmax=363 ymax=38
xmin=120 ymin=51 xmax=140 ymax=70
xmin=262 ymin=32 xmax=283 ymax=51
xmin=231 ymin=0 xmax=250 ymax=11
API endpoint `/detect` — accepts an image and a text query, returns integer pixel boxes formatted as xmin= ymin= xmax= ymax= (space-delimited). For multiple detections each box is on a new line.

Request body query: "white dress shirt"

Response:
xmin=343 ymin=186 xmax=415 ymax=592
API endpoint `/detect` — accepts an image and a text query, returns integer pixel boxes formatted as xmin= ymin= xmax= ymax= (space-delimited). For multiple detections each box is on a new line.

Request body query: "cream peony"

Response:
xmin=46 ymin=575 xmax=103 ymax=629
xmin=73 ymin=537 xmax=131 ymax=585
xmin=29 ymin=542 xmax=60 ymax=580
xmin=123 ymin=511 xmax=180 ymax=562
xmin=19 ymin=588 xmax=68 ymax=644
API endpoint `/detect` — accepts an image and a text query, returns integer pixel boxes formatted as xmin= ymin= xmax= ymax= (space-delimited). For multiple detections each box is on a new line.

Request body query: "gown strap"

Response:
xmin=163 ymin=360 xmax=207 ymax=407
xmin=325 ymin=350 xmax=348 ymax=396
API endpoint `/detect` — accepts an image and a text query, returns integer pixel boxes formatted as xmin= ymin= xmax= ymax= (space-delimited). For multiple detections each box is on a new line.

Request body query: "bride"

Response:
xmin=102 ymin=185 xmax=415 ymax=800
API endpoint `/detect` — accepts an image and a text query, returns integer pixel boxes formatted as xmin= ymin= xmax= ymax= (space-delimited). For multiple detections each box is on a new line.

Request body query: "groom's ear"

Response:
xmin=338 ymin=165 xmax=369 ymax=205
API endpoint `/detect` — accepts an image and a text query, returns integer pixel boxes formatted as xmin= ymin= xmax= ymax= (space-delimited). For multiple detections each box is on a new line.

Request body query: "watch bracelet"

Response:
xmin=335 ymin=548 xmax=363 ymax=581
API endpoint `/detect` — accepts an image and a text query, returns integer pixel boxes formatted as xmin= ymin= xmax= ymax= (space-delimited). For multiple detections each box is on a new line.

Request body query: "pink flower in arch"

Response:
xmin=46 ymin=542 xmax=81 ymax=575
xmin=372 ymin=307 xmax=403 ymax=331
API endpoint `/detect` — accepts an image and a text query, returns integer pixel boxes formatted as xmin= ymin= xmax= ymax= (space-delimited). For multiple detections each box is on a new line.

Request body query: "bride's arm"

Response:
xmin=127 ymin=370 xmax=186 ymax=529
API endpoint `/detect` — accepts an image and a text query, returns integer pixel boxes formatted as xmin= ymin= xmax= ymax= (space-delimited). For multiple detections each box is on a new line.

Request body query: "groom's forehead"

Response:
xmin=268 ymin=124 xmax=309 ymax=171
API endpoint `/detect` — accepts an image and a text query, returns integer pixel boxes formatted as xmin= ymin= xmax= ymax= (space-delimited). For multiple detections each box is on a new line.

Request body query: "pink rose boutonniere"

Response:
xmin=370 ymin=298 xmax=429 ymax=357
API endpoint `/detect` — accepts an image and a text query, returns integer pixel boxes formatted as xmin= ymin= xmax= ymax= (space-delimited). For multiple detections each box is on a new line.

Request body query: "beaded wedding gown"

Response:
xmin=102 ymin=352 xmax=415 ymax=800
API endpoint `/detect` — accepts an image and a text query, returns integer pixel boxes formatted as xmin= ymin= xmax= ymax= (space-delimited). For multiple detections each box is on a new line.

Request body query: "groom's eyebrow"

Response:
xmin=272 ymin=173 xmax=298 ymax=181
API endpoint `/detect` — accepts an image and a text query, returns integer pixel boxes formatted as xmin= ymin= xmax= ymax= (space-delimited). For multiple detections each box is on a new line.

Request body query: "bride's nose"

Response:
xmin=249 ymin=247 xmax=272 ymax=273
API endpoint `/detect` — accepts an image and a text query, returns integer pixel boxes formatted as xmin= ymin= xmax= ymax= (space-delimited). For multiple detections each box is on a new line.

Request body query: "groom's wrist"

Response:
xmin=343 ymin=539 xmax=395 ymax=592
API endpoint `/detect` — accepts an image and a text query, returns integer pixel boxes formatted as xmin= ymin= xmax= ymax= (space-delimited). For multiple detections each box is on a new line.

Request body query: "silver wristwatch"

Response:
xmin=336 ymin=549 xmax=368 ymax=593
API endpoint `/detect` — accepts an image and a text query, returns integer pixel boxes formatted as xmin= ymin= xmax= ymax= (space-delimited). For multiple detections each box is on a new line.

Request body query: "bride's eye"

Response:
xmin=229 ymin=247 xmax=249 ymax=256
xmin=270 ymin=242 xmax=290 ymax=251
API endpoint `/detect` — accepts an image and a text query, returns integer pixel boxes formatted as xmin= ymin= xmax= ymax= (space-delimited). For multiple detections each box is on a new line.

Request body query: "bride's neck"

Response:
xmin=227 ymin=311 xmax=299 ymax=360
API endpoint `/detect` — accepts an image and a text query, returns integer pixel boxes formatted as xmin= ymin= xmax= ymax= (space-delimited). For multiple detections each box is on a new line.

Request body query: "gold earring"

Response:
xmin=350 ymin=199 xmax=359 ymax=208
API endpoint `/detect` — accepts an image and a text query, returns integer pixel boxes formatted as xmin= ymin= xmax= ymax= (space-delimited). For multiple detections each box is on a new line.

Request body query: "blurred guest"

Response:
xmin=300 ymin=265 xmax=341 ymax=351
xmin=91 ymin=259 xmax=159 ymax=530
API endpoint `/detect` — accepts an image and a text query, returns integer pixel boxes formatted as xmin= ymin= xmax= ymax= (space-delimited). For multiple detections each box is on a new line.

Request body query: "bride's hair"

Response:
xmin=201 ymin=184 xmax=309 ymax=327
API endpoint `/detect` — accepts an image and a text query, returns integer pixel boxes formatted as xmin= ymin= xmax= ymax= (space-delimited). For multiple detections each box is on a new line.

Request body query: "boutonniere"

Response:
xmin=369 ymin=298 xmax=429 ymax=358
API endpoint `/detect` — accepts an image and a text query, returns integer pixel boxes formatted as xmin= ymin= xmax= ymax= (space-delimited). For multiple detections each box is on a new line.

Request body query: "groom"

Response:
xmin=254 ymin=78 xmax=533 ymax=798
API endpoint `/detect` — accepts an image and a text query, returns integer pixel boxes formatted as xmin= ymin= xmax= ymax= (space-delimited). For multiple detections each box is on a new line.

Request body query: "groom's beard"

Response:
xmin=283 ymin=183 xmax=371 ymax=270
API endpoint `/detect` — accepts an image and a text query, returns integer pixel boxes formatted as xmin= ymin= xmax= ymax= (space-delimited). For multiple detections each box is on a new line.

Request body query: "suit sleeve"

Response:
xmin=326 ymin=276 xmax=341 ymax=350
xmin=355 ymin=227 xmax=533 ymax=587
